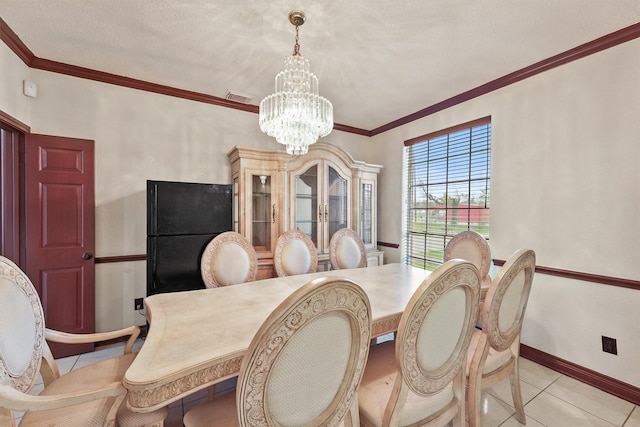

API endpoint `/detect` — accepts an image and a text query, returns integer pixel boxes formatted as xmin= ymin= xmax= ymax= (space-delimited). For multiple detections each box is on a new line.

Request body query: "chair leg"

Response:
xmin=342 ymin=396 xmax=359 ymax=427
xmin=0 ymin=408 xmax=16 ymax=427
xmin=452 ymin=370 xmax=465 ymax=427
xmin=467 ymin=374 xmax=483 ymax=427
xmin=510 ymin=358 xmax=526 ymax=423
xmin=467 ymin=332 xmax=489 ymax=427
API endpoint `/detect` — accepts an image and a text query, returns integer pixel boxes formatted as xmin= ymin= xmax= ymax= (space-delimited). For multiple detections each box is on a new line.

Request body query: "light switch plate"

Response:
xmin=23 ymin=80 xmax=37 ymax=97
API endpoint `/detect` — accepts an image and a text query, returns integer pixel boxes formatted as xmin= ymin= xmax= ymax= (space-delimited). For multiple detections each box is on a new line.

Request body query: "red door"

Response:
xmin=24 ymin=134 xmax=95 ymax=358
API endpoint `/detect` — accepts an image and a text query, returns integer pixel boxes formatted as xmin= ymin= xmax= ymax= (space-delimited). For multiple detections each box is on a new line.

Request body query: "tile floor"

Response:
xmin=14 ymin=339 xmax=640 ymax=427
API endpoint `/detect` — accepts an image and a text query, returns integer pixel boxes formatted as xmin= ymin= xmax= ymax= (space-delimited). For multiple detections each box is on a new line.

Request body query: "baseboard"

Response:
xmin=520 ymin=344 xmax=640 ymax=405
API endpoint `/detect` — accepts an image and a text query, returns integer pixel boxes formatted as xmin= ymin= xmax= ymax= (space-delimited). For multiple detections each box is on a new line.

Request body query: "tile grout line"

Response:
xmin=620 ymin=406 xmax=636 ymax=426
xmin=540 ymin=374 xmax=624 ymax=426
xmin=521 ymin=387 xmax=549 ymax=427
xmin=497 ymin=366 xmax=562 ymax=427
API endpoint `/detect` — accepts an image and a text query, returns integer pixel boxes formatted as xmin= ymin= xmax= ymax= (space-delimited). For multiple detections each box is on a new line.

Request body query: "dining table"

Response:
xmin=123 ymin=263 xmax=431 ymax=412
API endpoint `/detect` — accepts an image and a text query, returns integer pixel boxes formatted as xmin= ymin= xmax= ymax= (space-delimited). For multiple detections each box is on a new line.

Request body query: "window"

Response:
xmin=402 ymin=117 xmax=491 ymax=270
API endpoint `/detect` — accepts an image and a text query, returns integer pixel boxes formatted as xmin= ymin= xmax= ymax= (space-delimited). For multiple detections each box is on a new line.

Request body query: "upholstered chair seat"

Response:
xmin=23 ymin=353 xmax=134 ymax=423
xmin=201 ymin=231 xmax=258 ymax=287
xmin=20 ymin=351 xmax=167 ymax=426
xmin=358 ymin=343 xmax=457 ymax=426
xmin=329 ymin=228 xmax=367 ymax=270
xmin=466 ymin=332 xmax=513 ymax=374
xmin=274 ymin=230 xmax=317 ymax=277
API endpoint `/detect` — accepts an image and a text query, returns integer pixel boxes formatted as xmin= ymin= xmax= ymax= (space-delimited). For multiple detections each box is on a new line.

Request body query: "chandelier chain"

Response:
xmin=293 ymin=25 xmax=300 ymax=56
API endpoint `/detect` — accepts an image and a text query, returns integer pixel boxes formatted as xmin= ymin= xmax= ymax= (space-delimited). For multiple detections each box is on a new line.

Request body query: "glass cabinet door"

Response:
xmin=233 ymin=178 xmax=239 ymax=233
xmin=290 ymin=157 xmax=353 ymax=256
xmin=361 ymin=181 xmax=373 ymax=247
xmin=327 ymin=166 xmax=348 ymax=242
xmin=294 ymin=165 xmax=318 ymax=247
xmin=251 ymin=174 xmax=273 ymax=252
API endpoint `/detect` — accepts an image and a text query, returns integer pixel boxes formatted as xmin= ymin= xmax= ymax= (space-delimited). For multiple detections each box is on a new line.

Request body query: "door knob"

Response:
xmin=82 ymin=252 xmax=93 ymax=260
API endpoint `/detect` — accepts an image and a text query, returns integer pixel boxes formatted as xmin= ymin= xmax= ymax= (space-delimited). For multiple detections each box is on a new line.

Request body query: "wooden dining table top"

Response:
xmin=123 ymin=263 xmax=431 ymax=412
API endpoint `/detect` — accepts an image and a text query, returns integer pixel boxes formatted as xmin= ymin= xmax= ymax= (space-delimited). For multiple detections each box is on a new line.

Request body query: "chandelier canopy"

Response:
xmin=259 ymin=10 xmax=333 ymax=156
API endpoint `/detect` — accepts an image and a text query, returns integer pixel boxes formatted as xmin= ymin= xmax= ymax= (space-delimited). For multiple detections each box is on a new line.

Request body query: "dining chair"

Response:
xmin=329 ymin=227 xmax=367 ymax=270
xmin=444 ymin=230 xmax=493 ymax=301
xmin=200 ymin=231 xmax=258 ymax=287
xmin=0 ymin=256 xmax=168 ymax=427
xmin=466 ymin=248 xmax=536 ymax=427
xmin=358 ymin=260 xmax=481 ymax=427
xmin=183 ymin=276 xmax=372 ymax=427
xmin=273 ymin=229 xmax=318 ymax=277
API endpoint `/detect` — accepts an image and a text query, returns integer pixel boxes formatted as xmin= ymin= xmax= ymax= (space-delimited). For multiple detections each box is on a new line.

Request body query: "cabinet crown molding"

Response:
xmin=227 ymin=142 xmax=383 ymax=172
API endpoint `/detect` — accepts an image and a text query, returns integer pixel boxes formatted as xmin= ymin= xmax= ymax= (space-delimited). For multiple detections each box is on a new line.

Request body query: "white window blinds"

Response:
xmin=402 ymin=117 xmax=491 ymax=270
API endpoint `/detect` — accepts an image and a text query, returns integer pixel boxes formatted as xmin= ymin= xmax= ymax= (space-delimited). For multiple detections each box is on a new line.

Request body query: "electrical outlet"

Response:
xmin=602 ymin=336 xmax=617 ymax=355
xmin=134 ymin=298 xmax=144 ymax=311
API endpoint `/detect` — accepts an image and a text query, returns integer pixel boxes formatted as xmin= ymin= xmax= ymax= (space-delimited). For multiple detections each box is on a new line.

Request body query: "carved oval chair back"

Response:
xmin=200 ymin=231 xmax=258 ymax=287
xmin=466 ymin=248 xmax=536 ymax=427
xmin=329 ymin=228 xmax=366 ymax=270
xmin=273 ymin=229 xmax=318 ymax=277
xmin=444 ymin=230 xmax=493 ymax=300
xmin=183 ymin=277 xmax=372 ymax=426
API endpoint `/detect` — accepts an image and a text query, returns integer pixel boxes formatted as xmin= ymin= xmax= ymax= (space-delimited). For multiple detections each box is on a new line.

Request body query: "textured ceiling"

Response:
xmin=1 ymin=0 xmax=640 ymax=131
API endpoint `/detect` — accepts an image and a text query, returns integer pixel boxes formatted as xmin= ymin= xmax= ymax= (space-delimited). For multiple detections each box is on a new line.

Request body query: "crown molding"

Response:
xmin=370 ymin=21 xmax=640 ymax=135
xmin=29 ymin=55 xmax=260 ymax=113
xmin=2 ymin=17 xmax=639 ymax=137
xmin=0 ymin=17 xmax=34 ymax=64
xmin=0 ymin=109 xmax=30 ymax=133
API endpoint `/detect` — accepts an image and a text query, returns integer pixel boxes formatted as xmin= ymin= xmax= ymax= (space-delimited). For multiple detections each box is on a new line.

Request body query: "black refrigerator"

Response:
xmin=146 ymin=180 xmax=233 ymax=296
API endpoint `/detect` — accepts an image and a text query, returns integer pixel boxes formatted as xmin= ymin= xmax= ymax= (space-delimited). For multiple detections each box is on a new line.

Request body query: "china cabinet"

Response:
xmin=228 ymin=142 xmax=382 ymax=278
xmin=227 ymin=148 xmax=289 ymax=279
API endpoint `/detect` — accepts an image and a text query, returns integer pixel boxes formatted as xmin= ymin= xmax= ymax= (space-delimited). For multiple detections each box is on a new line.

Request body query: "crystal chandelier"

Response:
xmin=259 ymin=11 xmax=333 ymax=155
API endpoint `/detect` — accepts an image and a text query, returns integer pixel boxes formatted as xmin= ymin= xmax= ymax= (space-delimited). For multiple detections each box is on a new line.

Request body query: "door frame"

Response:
xmin=0 ymin=120 xmax=22 ymax=264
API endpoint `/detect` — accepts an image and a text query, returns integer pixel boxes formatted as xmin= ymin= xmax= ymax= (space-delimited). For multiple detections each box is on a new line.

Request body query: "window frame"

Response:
xmin=402 ymin=117 xmax=492 ymax=270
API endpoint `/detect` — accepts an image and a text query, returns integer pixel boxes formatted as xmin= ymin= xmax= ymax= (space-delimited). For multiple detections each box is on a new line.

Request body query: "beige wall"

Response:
xmin=2 ymin=36 xmax=639 ymax=387
xmin=0 ymin=41 xmax=369 ymax=333
xmin=0 ymin=43 xmax=30 ymax=123
xmin=369 ymin=39 xmax=640 ymax=386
